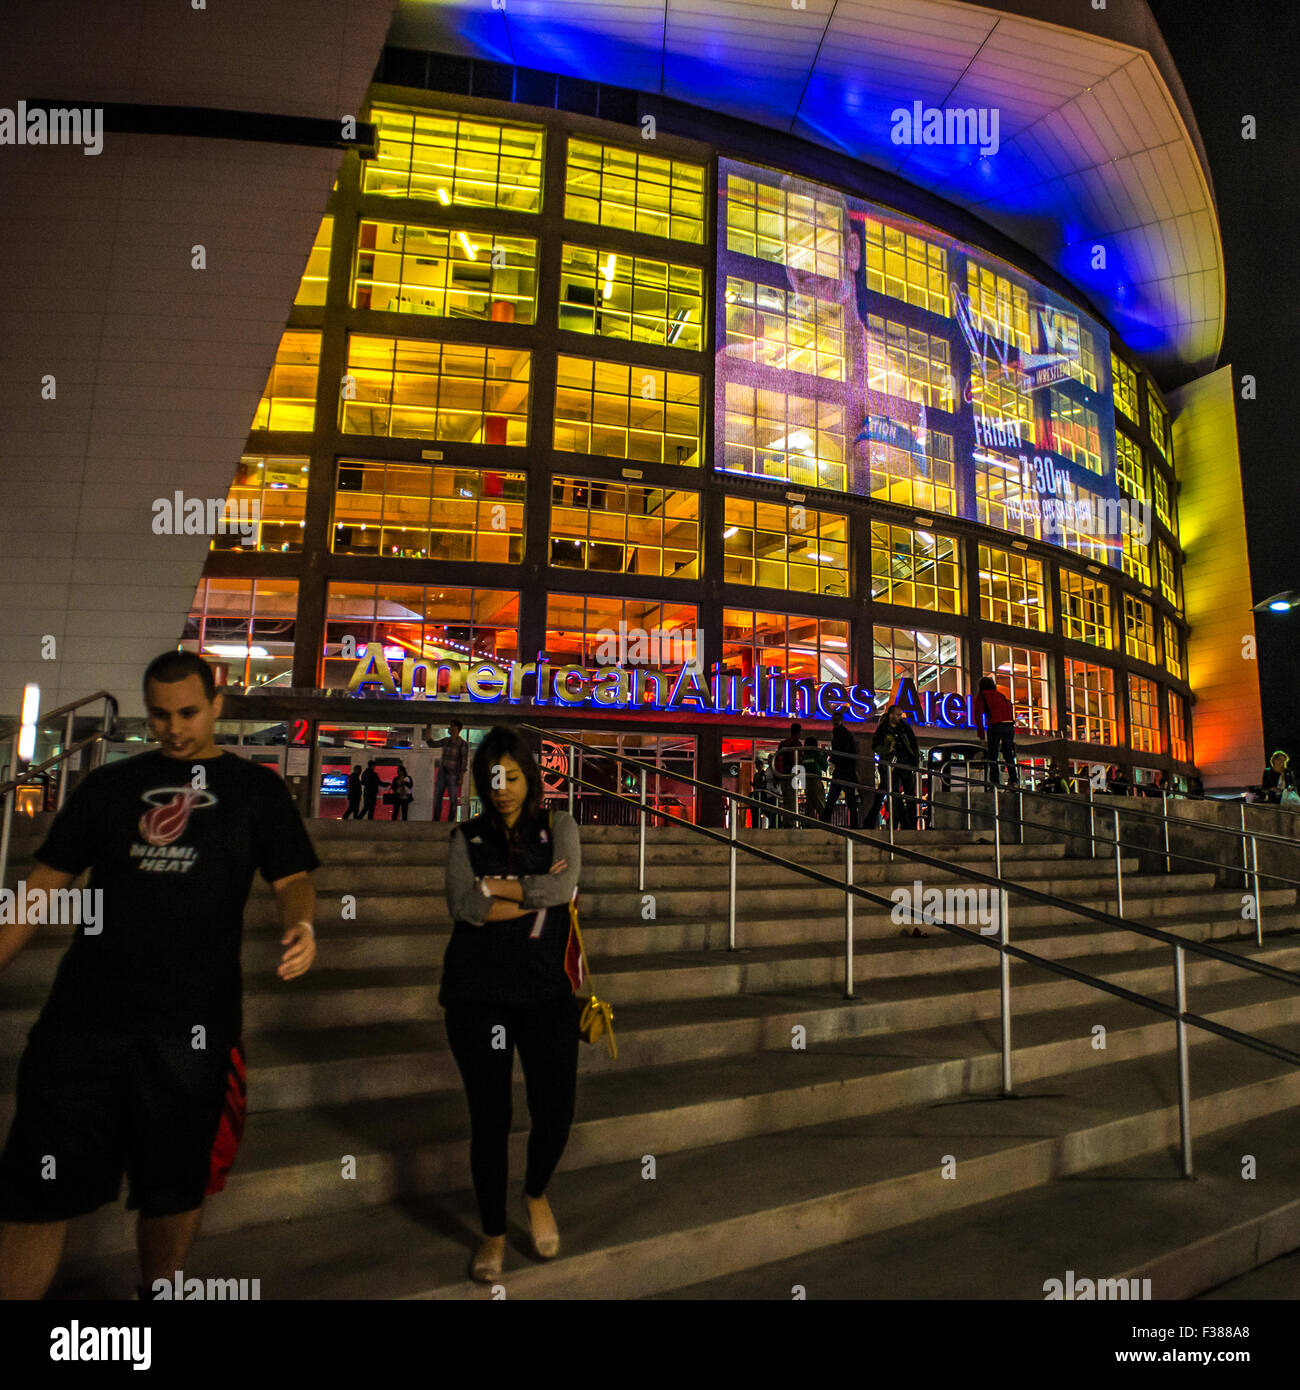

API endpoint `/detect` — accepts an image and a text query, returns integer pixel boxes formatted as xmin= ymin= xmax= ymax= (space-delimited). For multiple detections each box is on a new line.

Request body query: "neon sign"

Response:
xmin=345 ymin=651 xmax=975 ymax=729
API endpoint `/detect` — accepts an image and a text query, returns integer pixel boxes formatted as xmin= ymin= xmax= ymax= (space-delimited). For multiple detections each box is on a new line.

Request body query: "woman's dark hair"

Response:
xmin=978 ymin=675 xmax=996 ymax=691
xmin=472 ymin=723 xmax=544 ymax=829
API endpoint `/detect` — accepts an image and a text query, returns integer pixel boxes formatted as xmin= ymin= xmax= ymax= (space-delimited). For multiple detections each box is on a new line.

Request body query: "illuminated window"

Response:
xmin=1129 ymin=674 xmax=1162 ymax=755
xmin=978 ymin=545 xmax=1049 ymax=631
xmin=1115 ymin=432 xmax=1146 ymax=501
xmin=332 ymin=461 xmax=525 ymax=562
xmin=724 ymin=277 xmax=844 ymax=380
xmin=1056 ymin=480 xmax=1112 ymax=568
xmin=559 ymin=246 xmax=703 ymax=349
xmin=1157 ymin=540 xmax=1180 ymax=608
xmin=548 ymin=593 xmax=700 ymax=673
xmin=1124 ymin=594 xmax=1157 ymax=665
xmin=870 ymin=524 xmax=961 ymax=614
xmin=860 ymin=216 xmax=949 ymax=316
xmin=725 ymin=173 xmax=841 ymax=276
xmin=1112 ymin=352 xmax=1139 ymax=424
xmin=551 ymin=477 xmax=699 ymax=579
xmin=724 ymin=610 xmax=851 ymax=688
xmin=725 ymin=500 xmax=848 ymax=595
xmin=1163 ymin=617 xmax=1183 ymax=680
xmin=1060 ymin=569 xmax=1113 ymax=649
xmin=211 ymin=455 xmax=309 ymax=554
xmin=353 ymin=222 xmax=538 ymax=323
xmin=1047 ymin=389 xmax=1102 ymax=474
xmin=722 ymin=383 xmax=845 ymax=490
xmin=1169 ymin=694 xmax=1190 ymax=763
xmin=341 ymin=336 xmax=530 ymax=444
xmin=873 ymin=626 xmax=965 ymax=705
xmin=981 ymin=642 xmax=1053 ymax=733
xmin=324 ymin=583 xmax=520 ymax=690
xmin=1153 ymin=468 xmax=1175 ymax=533
xmin=294 ymin=217 xmax=333 ymax=306
xmin=1065 ymin=659 xmax=1117 ymax=744
xmin=965 ymin=265 xmax=1031 ymax=354
xmin=252 ymin=331 xmax=320 ymax=432
xmin=1147 ymin=386 xmax=1170 ymax=462
xmin=867 ymin=428 xmax=956 ymax=516
xmin=974 ymin=450 xmax=1043 ymax=543
xmin=1063 ymin=326 xmax=1099 ymax=392
xmin=183 ymin=577 xmax=298 ymax=690
xmin=1120 ymin=515 xmax=1151 ymax=586
xmin=866 ymin=315 xmax=952 ymax=409
xmin=970 ymin=351 xmax=1036 ymax=444
xmin=555 ymin=356 xmax=701 ymax=466
xmin=567 ymin=139 xmax=705 ymax=243
xmin=364 ymin=107 xmax=544 ymax=211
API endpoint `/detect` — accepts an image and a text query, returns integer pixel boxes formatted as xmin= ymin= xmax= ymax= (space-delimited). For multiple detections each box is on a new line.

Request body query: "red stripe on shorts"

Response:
xmin=205 ymin=1044 xmax=247 ymax=1197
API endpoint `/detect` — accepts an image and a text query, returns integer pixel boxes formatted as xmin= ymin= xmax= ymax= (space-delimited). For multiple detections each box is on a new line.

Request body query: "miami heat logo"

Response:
xmin=138 ymin=788 xmax=218 ymax=846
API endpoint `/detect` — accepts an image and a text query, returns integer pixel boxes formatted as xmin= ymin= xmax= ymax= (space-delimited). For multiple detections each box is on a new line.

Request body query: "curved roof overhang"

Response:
xmin=391 ymin=0 xmax=1223 ymax=385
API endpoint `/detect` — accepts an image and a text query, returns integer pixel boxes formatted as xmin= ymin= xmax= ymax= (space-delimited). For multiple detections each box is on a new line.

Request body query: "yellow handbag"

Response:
xmin=568 ymin=897 xmax=617 ymax=1060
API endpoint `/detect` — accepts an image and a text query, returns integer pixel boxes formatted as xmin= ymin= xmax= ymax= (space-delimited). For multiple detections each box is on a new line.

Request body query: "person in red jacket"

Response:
xmin=974 ymin=675 xmax=1019 ymax=787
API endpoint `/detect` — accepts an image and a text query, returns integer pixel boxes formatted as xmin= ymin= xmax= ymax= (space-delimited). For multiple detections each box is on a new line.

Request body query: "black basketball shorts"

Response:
xmin=0 ymin=1028 xmax=247 ymax=1223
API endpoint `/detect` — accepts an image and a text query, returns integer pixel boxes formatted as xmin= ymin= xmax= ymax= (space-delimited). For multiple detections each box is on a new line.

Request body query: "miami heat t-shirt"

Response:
xmin=31 ymin=750 xmax=320 ymax=1040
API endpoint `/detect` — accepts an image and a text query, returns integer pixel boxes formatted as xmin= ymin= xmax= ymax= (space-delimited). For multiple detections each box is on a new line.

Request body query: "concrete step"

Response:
xmin=649 ymin=1107 xmax=1300 ymax=1300
xmin=45 ymin=1018 xmax=1300 ymax=1293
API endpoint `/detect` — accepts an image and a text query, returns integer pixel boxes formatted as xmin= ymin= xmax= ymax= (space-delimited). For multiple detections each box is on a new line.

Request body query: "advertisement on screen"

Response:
xmin=715 ymin=159 xmax=1124 ymax=564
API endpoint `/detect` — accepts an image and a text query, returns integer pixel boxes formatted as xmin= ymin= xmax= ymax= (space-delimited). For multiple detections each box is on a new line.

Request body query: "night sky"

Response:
xmin=1146 ymin=0 xmax=1300 ymax=763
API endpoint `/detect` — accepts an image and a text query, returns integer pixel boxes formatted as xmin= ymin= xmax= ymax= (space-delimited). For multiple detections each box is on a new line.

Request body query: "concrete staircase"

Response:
xmin=3 ymin=815 xmax=1300 ymax=1300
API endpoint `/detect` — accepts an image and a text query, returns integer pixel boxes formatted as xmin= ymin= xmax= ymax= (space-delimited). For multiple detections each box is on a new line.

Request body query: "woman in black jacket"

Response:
xmin=1261 ymin=750 xmax=1297 ymax=804
xmin=441 ymin=724 xmax=582 ymax=1283
xmin=866 ymin=704 xmax=922 ymax=830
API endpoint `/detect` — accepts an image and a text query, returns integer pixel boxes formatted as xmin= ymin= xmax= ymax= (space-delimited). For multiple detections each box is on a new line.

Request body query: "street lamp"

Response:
xmin=1252 ymin=590 xmax=1300 ymax=614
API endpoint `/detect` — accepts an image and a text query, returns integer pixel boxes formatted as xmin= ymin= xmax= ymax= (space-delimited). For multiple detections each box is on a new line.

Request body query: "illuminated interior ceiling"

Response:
xmin=391 ymin=0 xmax=1222 ymax=383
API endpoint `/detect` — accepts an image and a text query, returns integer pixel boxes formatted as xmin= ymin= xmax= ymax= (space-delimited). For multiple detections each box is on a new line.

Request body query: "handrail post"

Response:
xmin=1239 ymin=802 xmax=1248 ymax=883
xmin=964 ymin=767 xmax=972 ymax=831
xmin=992 ymin=783 xmax=1002 ymax=881
xmin=886 ymin=762 xmax=895 ymax=855
xmin=1087 ymin=778 xmax=1097 ymax=859
xmin=1161 ymin=790 xmax=1171 ymax=873
xmin=1113 ymin=807 xmax=1124 ymax=916
xmin=999 ymin=888 xmax=1012 ymax=1096
xmin=1174 ymin=943 xmax=1193 ymax=1177
xmin=728 ymin=793 xmax=737 ymax=952
xmin=843 ymin=836 xmax=854 ymax=999
xmin=567 ymin=755 xmax=575 ymax=816
xmin=56 ymin=710 xmax=75 ymax=810
xmin=1016 ymin=786 xmax=1024 ymax=846
xmin=0 ymin=728 xmax=21 ymax=895
xmin=637 ymin=766 xmax=647 ymax=892
xmin=1250 ymin=835 xmax=1263 ymax=948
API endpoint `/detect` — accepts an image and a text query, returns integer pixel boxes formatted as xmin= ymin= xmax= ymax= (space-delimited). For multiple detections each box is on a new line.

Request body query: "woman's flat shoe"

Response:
xmin=469 ymin=1237 xmax=505 ymax=1283
xmin=524 ymin=1196 xmax=560 ymax=1259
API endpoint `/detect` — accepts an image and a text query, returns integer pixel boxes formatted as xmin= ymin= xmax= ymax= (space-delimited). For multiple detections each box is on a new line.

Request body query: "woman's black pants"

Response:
xmin=443 ymin=994 xmax=580 ymax=1236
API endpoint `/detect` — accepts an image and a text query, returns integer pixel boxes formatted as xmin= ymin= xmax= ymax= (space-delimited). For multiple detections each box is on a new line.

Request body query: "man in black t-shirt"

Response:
xmin=0 ymin=651 xmax=320 ymax=1300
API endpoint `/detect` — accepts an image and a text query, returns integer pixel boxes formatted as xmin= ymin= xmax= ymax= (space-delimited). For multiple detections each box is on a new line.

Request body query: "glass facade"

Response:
xmin=197 ymin=96 xmax=1192 ymax=776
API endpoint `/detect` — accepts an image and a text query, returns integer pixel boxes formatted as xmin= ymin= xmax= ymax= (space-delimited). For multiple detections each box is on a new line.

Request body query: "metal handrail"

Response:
xmin=0 ymin=690 xmax=117 ymax=895
xmin=525 ymin=723 xmax=1300 ymax=1177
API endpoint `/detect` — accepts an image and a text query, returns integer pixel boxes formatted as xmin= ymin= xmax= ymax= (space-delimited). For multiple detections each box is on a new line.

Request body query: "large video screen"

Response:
xmin=715 ymin=159 xmax=1123 ymax=566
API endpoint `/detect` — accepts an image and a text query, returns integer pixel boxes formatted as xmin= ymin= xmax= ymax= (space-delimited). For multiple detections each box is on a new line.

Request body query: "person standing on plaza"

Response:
xmin=820 ymin=709 xmax=861 ymax=829
xmin=441 ymin=724 xmax=582 ymax=1284
xmin=341 ymin=764 xmax=363 ymax=820
xmin=432 ymin=721 xmax=469 ymax=823
xmin=0 ymin=650 xmax=319 ymax=1301
xmin=360 ymin=759 xmax=380 ymax=820
xmin=773 ymin=722 xmax=804 ymax=828
xmin=1260 ymin=750 xmax=1298 ymax=805
xmin=802 ymin=735 xmax=827 ymax=821
xmin=867 ymin=704 xmax=921 ymax=830
xmin=389 ymin=761 xmax=414 ymax=821
xmin=974 ymin=675 xmax=1019 ymax=788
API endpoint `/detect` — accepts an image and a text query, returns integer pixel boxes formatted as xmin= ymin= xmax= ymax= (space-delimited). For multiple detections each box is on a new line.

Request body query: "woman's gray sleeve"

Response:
xmin=518 ymin=812 xmax=582 ymax=909
xmin=445 ymin=828 xmax=489 ymax=926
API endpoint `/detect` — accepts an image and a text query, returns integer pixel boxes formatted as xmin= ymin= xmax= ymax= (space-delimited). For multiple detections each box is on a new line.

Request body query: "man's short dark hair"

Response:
xmin=831 ymin=708 xmax=844 ymax=722
xmin=449 ymin=720 xmax=462 ymax=732
xmin=978 ymin=675 xmax=997 ymax=691
xmin=790 ymin=722 xmax=802 ymax=738
xmin=143 ymin=650 xmax=216 ymax=702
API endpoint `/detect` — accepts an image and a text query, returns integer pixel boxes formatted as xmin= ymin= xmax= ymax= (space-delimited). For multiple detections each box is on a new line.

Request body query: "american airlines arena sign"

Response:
xmin=345 ymin=651 xmax=976 ymax=729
